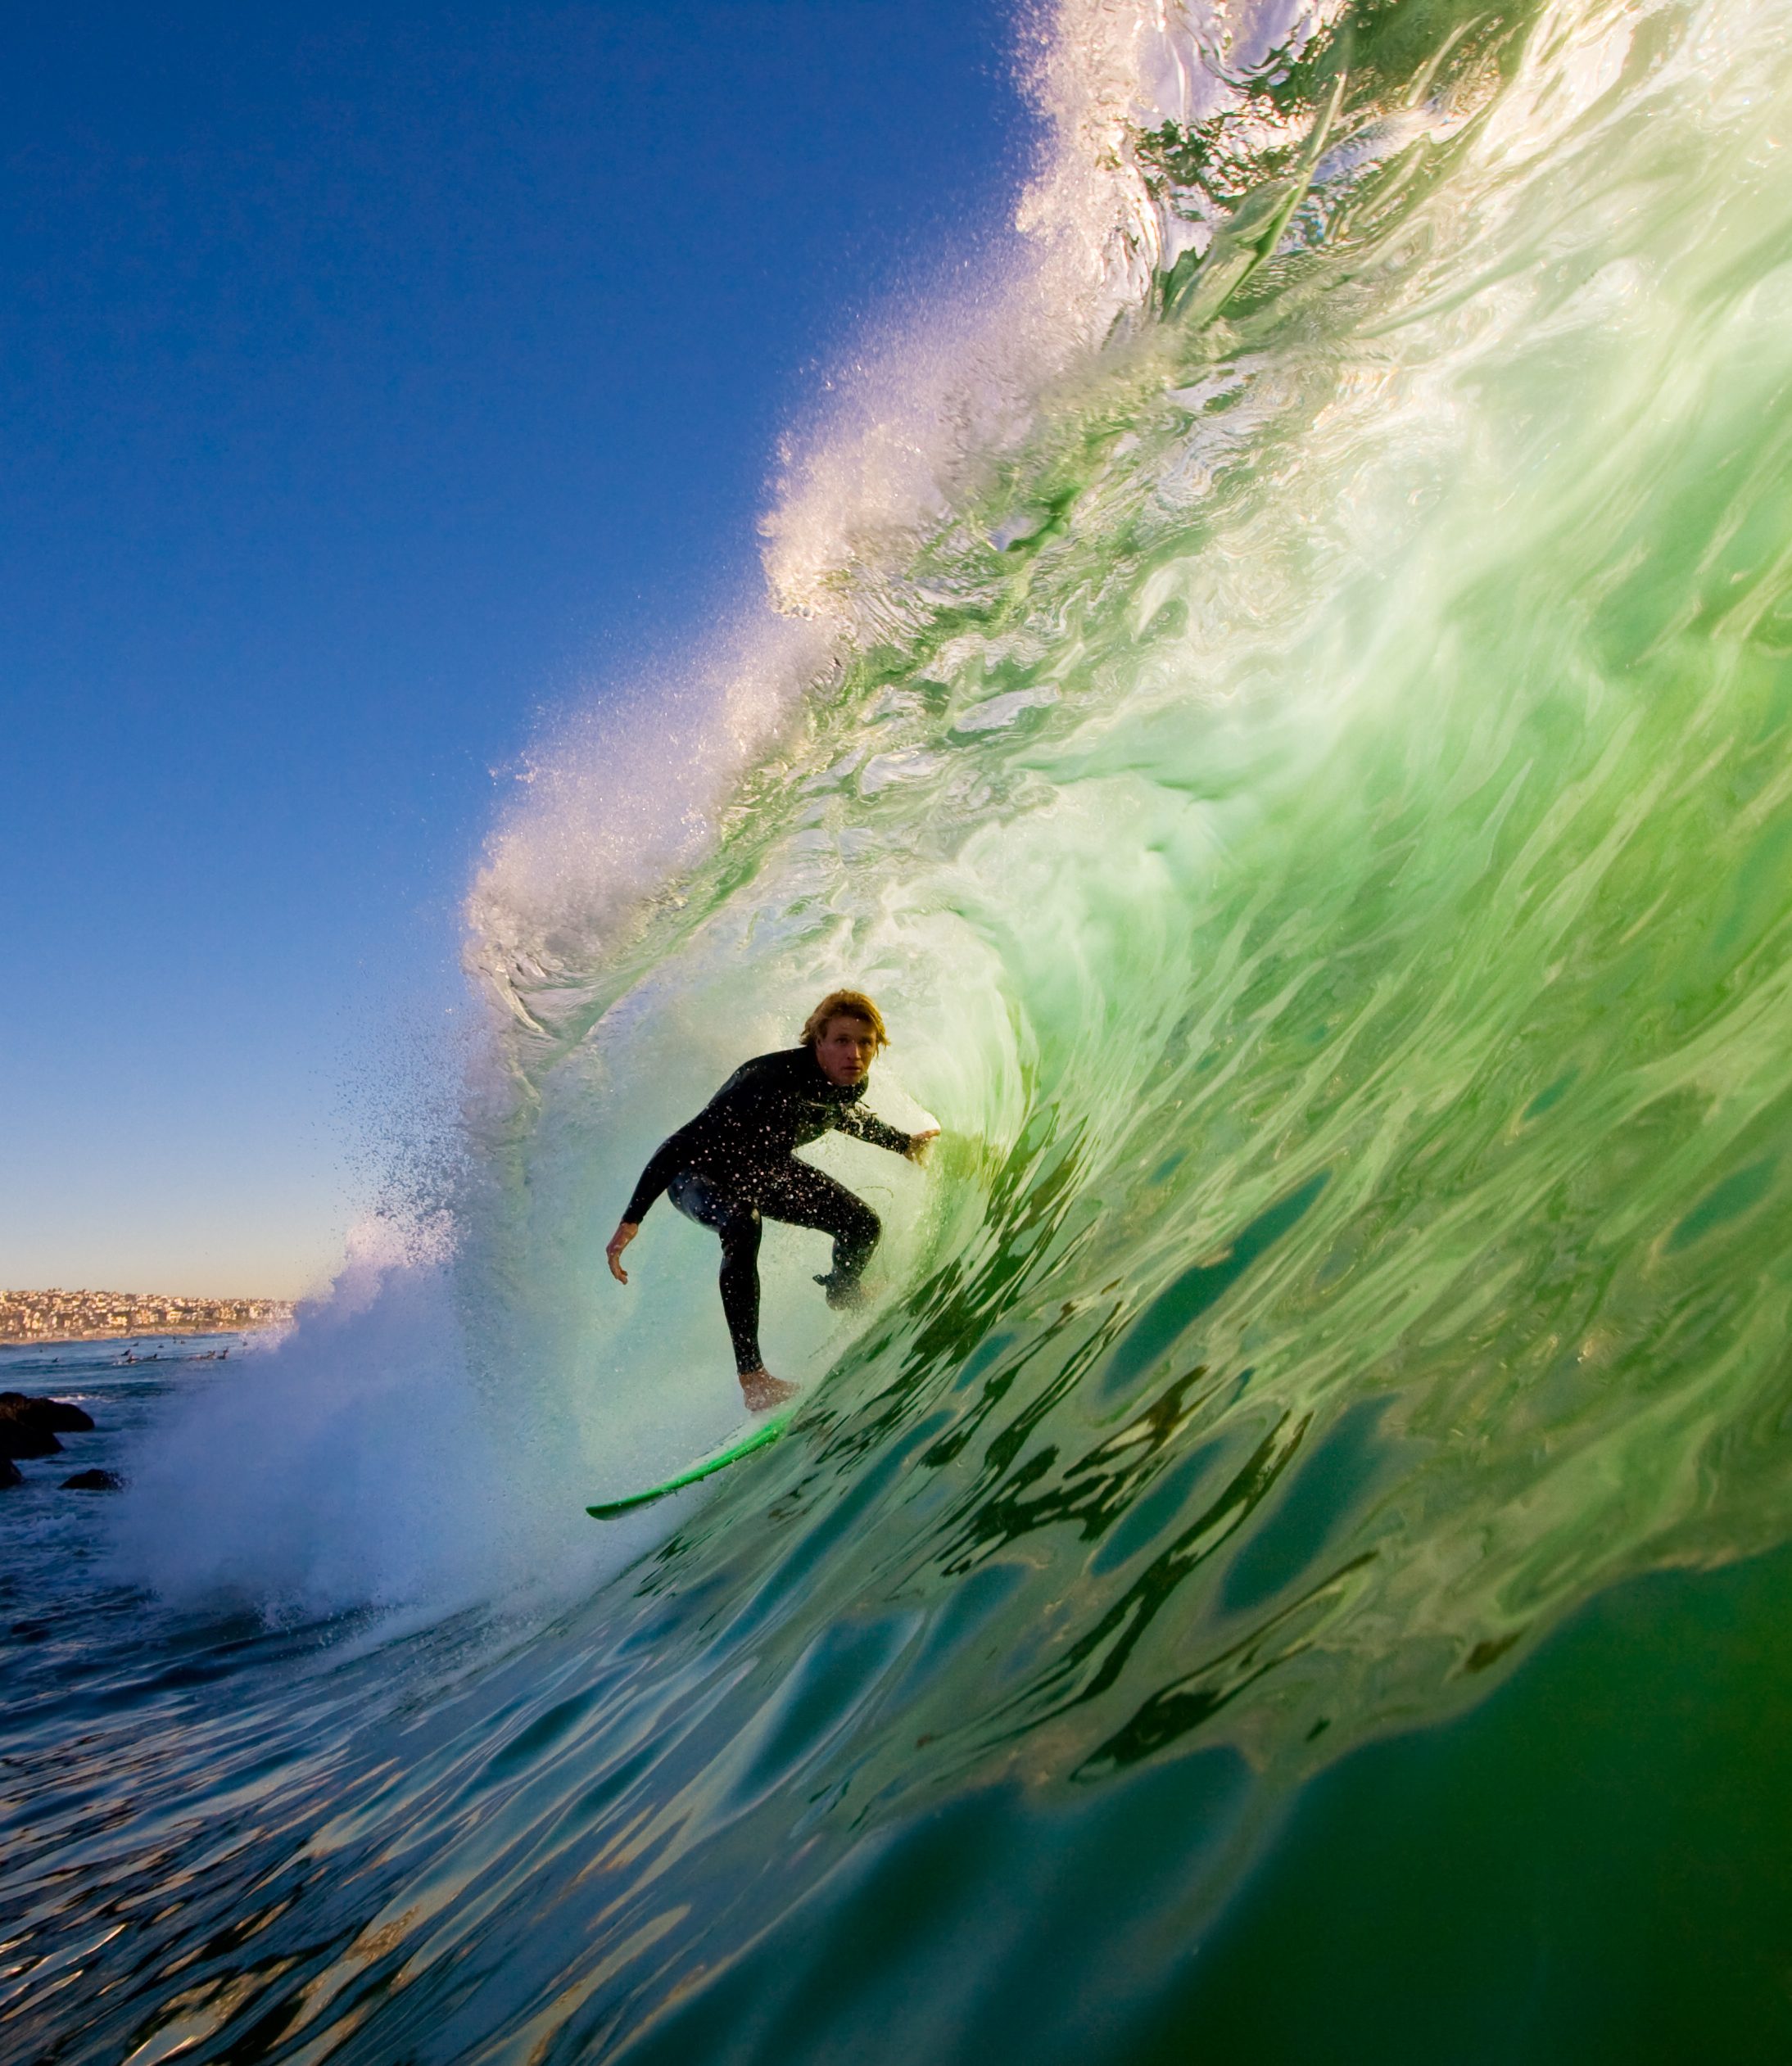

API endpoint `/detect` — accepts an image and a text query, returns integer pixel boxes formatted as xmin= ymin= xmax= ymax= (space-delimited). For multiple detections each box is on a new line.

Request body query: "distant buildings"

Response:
xmin=0 ymin=1288 xmax=294 ymax=1345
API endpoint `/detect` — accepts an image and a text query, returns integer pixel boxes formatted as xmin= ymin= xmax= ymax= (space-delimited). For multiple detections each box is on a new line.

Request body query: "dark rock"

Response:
xmin=0 ymin=1390 xmax=95 ymax=1432
xmin=61 ymin=1468 xmax=123 ymax=1492
xmin=0 ymin=1456 xmax=20 ymax=1489
xmin=0 ymin=1392 xmax=95 ymax=1458
xmin=0 ymin=1421 xmax=61 ymax=1461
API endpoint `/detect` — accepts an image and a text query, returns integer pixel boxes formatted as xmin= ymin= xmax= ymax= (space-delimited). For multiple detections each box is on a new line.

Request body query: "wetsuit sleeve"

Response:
xmin=620 ymin=1058 xmax=769 ymax=1221
xmin=621 ymin=1135 xmax=686 ymax=1223
xmin=834 ymin=1105 xmax=913 ymax=1155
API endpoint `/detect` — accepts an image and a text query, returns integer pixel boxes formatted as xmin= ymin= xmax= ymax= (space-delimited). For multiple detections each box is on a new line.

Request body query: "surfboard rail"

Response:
xmin=586 ymin=1407 xmax=796 ymax=1519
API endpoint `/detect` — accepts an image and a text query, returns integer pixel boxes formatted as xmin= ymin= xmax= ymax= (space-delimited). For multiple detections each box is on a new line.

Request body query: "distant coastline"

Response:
xmin=1 ymin=1288 xmax=294 ymax=1349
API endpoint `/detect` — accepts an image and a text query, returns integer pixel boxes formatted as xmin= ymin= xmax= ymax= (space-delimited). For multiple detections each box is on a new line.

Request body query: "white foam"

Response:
xmin=109 ymin=1215 xmax=610 ymax=1616
xmin=464 ymin=0 xmax=1307 ymax=1021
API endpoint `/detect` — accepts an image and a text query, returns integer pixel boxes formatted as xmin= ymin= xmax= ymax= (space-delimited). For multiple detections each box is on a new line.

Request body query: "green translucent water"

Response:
xmin=497 ymin=0 xmax=1792 ymax=1786
xmin=468 ymin=0 xmax=1792 ymax=2038
xmin=11 ymin=0 xmax=1792 ymax=2057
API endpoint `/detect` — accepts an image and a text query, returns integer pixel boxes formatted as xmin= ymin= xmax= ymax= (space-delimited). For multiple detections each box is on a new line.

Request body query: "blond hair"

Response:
xmin=801 ymin=988 xmax=889 ymax=1051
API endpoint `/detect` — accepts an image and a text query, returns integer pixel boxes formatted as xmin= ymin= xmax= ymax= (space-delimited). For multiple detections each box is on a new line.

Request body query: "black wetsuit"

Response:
xmin=621 ymin=1047 xmax=915 ymax=1372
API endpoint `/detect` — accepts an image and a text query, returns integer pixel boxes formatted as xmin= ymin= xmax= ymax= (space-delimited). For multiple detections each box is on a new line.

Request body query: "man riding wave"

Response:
xmin=606 ymin=990 xmax=938 ymax=1411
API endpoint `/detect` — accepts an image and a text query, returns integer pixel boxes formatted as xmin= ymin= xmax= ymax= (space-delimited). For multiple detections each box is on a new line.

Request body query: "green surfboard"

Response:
xmin=586 ymin=1406 xmax=796 ymax=1520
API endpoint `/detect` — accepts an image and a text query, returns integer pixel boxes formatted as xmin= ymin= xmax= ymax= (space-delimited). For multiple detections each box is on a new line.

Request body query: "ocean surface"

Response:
xmin=11 ymin=0 xmax=1792 ymax=2055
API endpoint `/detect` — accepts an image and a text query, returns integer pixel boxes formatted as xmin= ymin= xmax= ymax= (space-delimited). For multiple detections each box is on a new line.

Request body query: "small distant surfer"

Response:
xmin=606 ymin=990 xmax=938 ymax=1413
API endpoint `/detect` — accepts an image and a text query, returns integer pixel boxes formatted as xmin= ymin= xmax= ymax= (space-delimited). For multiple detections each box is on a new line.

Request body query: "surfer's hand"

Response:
xmin=606 ymin=1223 xmax=639 ymax=1284
xmin=906 ymin=1128 xmax=941 ymax=1165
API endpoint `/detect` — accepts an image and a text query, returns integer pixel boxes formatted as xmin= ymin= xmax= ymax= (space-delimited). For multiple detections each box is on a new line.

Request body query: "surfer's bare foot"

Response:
xmin=740 ymin=1368 xmax=799 ymax=1413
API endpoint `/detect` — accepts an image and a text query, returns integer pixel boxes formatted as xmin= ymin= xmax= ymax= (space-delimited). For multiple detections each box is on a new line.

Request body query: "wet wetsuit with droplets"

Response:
xmin=621 ymin=1047 xmax=914 ymax=1373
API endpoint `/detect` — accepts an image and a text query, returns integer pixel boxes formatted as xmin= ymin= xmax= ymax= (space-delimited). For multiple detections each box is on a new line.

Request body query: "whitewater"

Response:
xmin=11 ymin=0 xmax=1792 ymax=2055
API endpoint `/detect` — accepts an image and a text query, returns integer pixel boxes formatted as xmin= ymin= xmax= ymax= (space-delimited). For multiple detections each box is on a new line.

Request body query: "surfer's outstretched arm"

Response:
xmin=619 ymin=1136 xmax=685 ymax=1228
xmin=833 ymin=1102 xmax=941 ymax=1168
xmin=606 ymin=1128 xmax=696 ymax=1282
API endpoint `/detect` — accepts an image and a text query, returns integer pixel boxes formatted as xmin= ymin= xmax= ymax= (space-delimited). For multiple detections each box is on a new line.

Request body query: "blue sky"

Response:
xmin=2 ymin=1 xmax=1033 ymax=1298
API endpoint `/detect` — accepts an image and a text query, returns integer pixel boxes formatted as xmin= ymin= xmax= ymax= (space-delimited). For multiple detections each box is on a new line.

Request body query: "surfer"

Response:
xmin=606 ymin=990 xmax=938 ymax=1412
